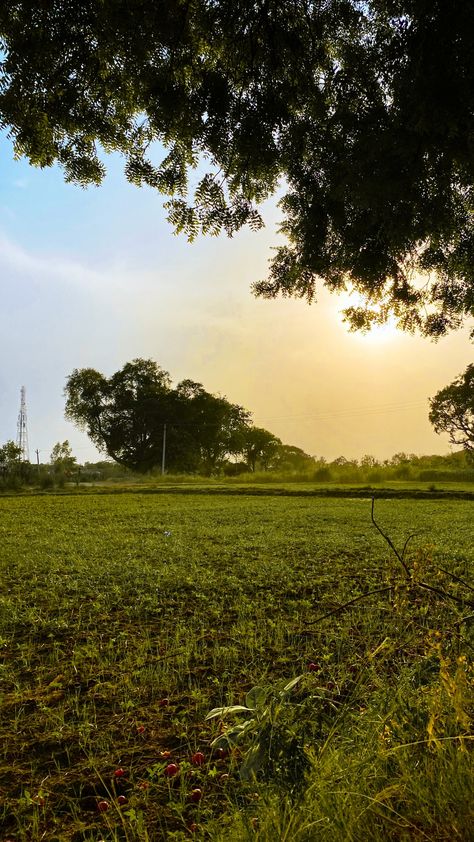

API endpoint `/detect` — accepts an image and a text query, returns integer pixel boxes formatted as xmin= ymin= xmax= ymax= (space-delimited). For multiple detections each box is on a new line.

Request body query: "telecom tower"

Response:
xmin=16 ymin=386 xmax=30 ymax=462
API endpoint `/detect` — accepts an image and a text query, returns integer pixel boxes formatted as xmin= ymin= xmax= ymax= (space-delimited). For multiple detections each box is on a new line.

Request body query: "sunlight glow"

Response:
xmin=335 ymin=290 xmax=401 ymax=344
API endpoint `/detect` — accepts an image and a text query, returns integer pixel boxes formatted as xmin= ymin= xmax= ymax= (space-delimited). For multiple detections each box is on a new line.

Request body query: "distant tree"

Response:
xmin=313 ymin=458 xmax=333 ymax=482
xmin=50 ymin=440 xmax=77 ymax=476
xmin=1 ymin=2 xmax=473 ymax=335
xmin=331 ymin=456 xmax=353 ymax=468
xmin=360 ymin=454 xmax=379 ymax=469
xmin=0 ymin=440 xmax=22 ymax=468
xmin=328 ymin=455 xmax=359 ymax=481
xmin=429 ymin=365 xmax=474 ymax=455
xmin=65 ymin=359 xmax=172 ymax=473
xmin=0 ymin=441 xmax=28 ymax=487
xmin=240 ymin=427 xmax=281 ymax=472
xmin=443 ymin=450 xmax=472 ymax=470
xmin=177 ymin=384 xmax=251 ymax=476
xmin=272 ymin=444 xmax=315 ymax=473
xmin=390 ymin=453 xmax=411 ymax=466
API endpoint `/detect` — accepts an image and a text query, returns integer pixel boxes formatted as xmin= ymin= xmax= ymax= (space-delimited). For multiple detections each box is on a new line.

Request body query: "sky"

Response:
xmin=1 ymin=134 xmax=472 ymax=465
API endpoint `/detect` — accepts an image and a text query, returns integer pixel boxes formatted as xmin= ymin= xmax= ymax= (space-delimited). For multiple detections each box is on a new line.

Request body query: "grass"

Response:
xmin=0 ymin=491 xmax=473 ymax=840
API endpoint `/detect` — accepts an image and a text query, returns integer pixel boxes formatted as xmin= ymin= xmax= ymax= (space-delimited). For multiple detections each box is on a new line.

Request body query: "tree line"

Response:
xmin=1 ymin=359 xmax=471 ymax=487
xmin=2 ymin=438 xmax=473 ymax=490
xmin=0 ymin=439 xmax=77 ymax=490
xmin=64 ymin=358 xmax=473 ymax=475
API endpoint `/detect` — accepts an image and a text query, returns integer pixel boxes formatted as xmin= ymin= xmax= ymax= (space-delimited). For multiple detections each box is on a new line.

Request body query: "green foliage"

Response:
xmin=0 ymin=440 xmax=30 ymax=488
xmin=65 ymin=359 xmax=252 ymax=474
xmin=0 ymin=440 xmax=22 ymax=465
xmin=1 ymin=2 xmax=474 ymax=334
xmin=429 ymin=364 xmax=474 ymax=455
xmin=309 ymin=451 xmax=474 ymax=485
xmin=271 ymin=444 xmax=316 ymax=473
xmin=240 ymin=427 xmax=281 ymax=472
xmin=174 ymin=379 xmax=251 ymax=475
xmin=50 ymin=440 xmax=76 ymax=474
xmin=207 ymin=676 xmax=309 ymax=789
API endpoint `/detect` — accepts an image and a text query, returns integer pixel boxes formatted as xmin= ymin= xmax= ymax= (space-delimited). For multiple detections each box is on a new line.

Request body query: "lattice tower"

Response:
xmin=16 ymin=386 xmax=30 ymax=462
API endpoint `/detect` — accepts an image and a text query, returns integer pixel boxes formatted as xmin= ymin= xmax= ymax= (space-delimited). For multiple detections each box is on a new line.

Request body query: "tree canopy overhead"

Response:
xmin=1 ymin=1 xmax=474 ymax=335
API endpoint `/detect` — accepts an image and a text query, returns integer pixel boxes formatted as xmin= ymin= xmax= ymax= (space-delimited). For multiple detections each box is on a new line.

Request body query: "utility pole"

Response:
xmin=161 ymin=424 xmax=167 ymax=475
xmin=35 ymin=448 xmax=40 ymax=476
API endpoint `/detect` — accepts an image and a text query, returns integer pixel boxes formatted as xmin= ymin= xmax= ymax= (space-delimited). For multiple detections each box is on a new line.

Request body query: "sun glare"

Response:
xmin=335 ymin=290 xmax=401 ymax=344
xmin=358 ymin=319 xmax=400 ymax=344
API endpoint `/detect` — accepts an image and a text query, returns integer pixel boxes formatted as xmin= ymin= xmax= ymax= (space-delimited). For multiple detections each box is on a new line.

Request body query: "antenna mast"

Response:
xmin=16 ymin=386 xmax=30 ymax=462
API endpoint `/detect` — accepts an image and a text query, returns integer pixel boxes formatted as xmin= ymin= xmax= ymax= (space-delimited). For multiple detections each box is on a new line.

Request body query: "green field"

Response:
xmin=1 ymin=492 xmax=473 ymax=841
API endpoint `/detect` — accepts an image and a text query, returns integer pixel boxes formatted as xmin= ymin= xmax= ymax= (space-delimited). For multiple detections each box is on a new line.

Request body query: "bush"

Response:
xmin=313 ymin=466 xmax=333 ymax=481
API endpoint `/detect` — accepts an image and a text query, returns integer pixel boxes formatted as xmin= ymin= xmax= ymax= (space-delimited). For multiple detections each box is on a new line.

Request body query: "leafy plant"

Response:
xmin=206 ymin=676 xmax=310 ymax=791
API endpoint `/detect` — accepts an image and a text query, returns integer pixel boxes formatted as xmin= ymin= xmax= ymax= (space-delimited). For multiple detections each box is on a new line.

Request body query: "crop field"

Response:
xmin=1 ymin=491 xmax=473 ymax=841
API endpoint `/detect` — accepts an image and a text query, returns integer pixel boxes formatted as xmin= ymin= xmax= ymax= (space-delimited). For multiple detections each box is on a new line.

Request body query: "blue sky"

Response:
xmin=1 ymin=132 xmax=472 ymax=464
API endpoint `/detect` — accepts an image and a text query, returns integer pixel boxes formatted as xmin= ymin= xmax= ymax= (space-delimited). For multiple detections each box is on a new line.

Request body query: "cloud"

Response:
xmin=0 ymin=230 xmax=121 ymax=293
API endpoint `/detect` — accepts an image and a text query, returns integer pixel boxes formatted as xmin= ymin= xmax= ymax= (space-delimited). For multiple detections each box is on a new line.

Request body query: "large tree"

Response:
xmin=65 ymin=359 xmax=173 ymax=473
xmin=1 ymin=2 xmax=473 ymax=335
xmin=65 ymin=360 xmax=251 ymax=474
xmin=429 ymin=365 xmax=474 ymax=455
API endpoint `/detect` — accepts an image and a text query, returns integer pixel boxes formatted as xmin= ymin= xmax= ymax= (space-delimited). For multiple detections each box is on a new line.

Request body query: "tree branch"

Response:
xmin=304 ymin=586 xmax=392 ymax=625
xmin=371 ymin=497 xmax=411 ymax=577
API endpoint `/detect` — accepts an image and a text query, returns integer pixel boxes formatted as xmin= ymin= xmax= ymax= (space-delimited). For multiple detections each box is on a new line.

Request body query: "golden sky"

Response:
xmin=1 ymin=147 xmax=472 ymax=462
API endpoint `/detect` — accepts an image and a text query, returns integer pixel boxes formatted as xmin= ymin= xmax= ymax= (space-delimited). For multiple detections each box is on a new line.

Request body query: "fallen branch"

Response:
xmin=436 ymin=566 xmax=474 ymax=594
xmin=371 ymin=496 xmax=474 ymax=609
xmin=371 ymin=497 xmax=411 ymax=578
xmin=304 ymin=586 xmax=392 ymax=625
xmin=417 ymin=581 xmax=474 ymax=608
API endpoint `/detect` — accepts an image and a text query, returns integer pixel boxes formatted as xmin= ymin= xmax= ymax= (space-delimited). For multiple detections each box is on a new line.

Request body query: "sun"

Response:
xmin=357 ymin=319 xmax=400 ymax=344
xmin=335 ymin=290 xmax=401 ymax=344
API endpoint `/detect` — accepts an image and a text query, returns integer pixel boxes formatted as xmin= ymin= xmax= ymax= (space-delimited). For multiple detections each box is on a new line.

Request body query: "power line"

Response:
xmin=254 ymin=399 xmax=427 ymax=425
xmin=35 ymin=398 xmax=427 ymax=449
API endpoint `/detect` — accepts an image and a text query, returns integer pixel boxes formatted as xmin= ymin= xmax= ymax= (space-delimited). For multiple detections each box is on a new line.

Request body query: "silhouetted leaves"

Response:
xmin=429 ymin=365 xmax=474 ymax=455
xmin=2 ymin=2 xmax=474 ymax=333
